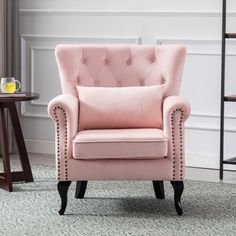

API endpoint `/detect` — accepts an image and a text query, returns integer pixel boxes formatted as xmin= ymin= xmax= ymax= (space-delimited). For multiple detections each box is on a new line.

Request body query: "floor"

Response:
xmin=6 ymin=153 xmax=236 ymax=185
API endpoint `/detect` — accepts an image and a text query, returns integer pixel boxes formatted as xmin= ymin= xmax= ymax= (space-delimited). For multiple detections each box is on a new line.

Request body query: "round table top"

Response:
xmin=0 ymin=92 xmax=40 ymax=103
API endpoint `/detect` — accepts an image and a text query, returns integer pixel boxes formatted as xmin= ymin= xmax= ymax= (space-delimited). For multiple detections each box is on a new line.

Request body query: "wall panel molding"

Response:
xmin=20 ymin=34 xmax=141 ymax=118
xmin=157 ymin=38 xmax=236 ymax=133
xmin=20 ymin=35 xmax=236 ymax=133
xmin=30 ymin=46 xmax=54 ymax=106
xmin=19 ymin=9 xmax=236 ymax=18
xmin=157 ymin=38 xmax=236 ymax=55
xmin=21 ymin=34 xmax=142 ymax=44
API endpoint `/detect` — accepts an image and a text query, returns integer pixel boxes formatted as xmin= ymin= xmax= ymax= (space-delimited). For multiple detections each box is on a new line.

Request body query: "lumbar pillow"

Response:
xmin=77 ymin=85 xmax=164 ymax=130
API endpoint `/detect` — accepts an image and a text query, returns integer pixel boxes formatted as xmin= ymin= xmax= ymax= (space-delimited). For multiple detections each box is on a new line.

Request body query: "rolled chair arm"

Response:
xmin=163 ymin=96 xmax=191 ymax=181
xmin=163 ymin=96 xmax=191 ymax=123
xmin=48 ymin=94 xmax=79 ymax=180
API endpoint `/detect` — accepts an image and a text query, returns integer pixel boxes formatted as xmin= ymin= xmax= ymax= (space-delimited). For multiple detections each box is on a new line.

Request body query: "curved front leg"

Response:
xmin=57 ymin=181 xmax=71 ymax=215
xmin=171 ymin=181 xmax=184 ymax=215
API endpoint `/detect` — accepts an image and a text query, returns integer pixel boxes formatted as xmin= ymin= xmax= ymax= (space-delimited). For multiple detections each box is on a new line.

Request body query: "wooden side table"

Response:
xmin=0 ymin=92 xmax=40 ymax=191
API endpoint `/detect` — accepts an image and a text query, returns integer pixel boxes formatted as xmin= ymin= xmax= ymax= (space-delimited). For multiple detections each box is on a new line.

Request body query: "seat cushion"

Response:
xmin=73 ymin=128 xmax=168 ymax=160
xmin=77 ymin=85 xmax=164 ymax=130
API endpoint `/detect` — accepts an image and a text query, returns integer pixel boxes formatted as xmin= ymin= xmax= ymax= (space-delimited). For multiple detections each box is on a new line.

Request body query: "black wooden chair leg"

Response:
xmin=171 ymin=181 xmax=184 ymax=216
xmin=152 ymin=181 xmax=165 ymax=199
xmin=75 ymin=181 xmax=88 ymax=199
xmin=57 ymin=181 xmax=71 ymax=215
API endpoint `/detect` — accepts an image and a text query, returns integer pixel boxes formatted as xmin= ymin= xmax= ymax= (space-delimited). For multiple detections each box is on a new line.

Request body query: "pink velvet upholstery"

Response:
xmin=77 ymin=85 xmax=164 ymax=130
xmin=73 ymin=128 xmax=167 ymax=159
xmin=55 ymin=44 xmax=186 ymax=97
xmin=48 ymin=44 xmax=190 ymax=182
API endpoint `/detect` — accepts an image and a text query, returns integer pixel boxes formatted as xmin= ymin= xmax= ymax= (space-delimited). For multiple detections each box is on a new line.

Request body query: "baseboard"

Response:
xmin=24 ymin=139 xmax=236 ymax=170
xmin=25 ymin=139 xmax=55 ymax=155
xmin=186 ymin=152 xmax=236 ymax=171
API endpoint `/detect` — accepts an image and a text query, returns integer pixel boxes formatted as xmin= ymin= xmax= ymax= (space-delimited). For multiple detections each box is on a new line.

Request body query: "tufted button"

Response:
xmin=126 ymin=59 xmax=132 ymax=65
xmin=117 ymin=81 xmax=122 ymax=87
xmin=140 ymin=80 xmax=145 ymax=86
xmin=104 ymin=59 xmax=109 ymax=65
xmin=161 ymin=78 xmax=166 ymax=84
xmin=77 ymin=76 xmax=80 ymax=84
xmin=94 ymin=80 xmax=99 ymax=86
xmin=152 ymin=57 xmax=157 ymax=63
xmin=80 ymin=57 xmax=86 ymax=64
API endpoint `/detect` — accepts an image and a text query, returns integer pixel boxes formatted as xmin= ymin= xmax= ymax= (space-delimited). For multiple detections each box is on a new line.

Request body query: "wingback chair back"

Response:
xmin=48 ymin=44 xmax=190 ymax=216
xmin=55 ymin=44 xmax=186 ymax=97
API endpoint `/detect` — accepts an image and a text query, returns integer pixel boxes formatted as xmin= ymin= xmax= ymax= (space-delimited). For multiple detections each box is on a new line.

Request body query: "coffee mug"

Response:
xmin=0 ymin=77 xmax=21 ymax=93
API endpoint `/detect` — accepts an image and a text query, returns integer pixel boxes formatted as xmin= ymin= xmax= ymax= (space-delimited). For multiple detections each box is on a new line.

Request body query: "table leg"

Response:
xmin=7 ymin=103 xmax=33 ymax=182
xmin=0 ymin=106 xmax=13 ymax=192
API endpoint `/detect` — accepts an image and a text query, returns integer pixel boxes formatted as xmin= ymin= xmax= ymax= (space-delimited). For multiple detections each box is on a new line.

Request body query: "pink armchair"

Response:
xmin=48 ymin=44 xmax=190 ymax=215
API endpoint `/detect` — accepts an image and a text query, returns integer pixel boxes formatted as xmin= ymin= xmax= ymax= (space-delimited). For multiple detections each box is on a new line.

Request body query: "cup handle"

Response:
xmin=15 ymin=80 xmax=21 ymax=92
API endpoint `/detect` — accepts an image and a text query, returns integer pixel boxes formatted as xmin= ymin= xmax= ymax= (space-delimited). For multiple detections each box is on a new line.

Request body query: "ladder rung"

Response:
xmin=223 ymin=157 xmax=236 ymax=165
xmin=224 ymin=95 xmax=236 ymax=102
xmin=225 ymin=33 xmax=236 ymax=38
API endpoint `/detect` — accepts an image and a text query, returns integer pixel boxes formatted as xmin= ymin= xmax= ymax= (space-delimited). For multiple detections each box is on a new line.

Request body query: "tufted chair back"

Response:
xmin=55 ymin=44 xmax=186 ymax=98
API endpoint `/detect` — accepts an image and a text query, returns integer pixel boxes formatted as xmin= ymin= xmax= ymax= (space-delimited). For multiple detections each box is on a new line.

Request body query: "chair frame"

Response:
xmin=48 ymin=44 xmax=190 ymax=216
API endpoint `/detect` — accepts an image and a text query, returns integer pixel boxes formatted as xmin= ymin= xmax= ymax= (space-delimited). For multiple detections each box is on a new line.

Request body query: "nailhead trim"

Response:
xmin=53 ymin=106 xmax=68 ymax=181
xmin=171 ymin=108 xmax=184 ymax=180
xmin=171 ymin=111 xmax=175 ymax=180
xmin=179 ymin=110 xmax=184 ymax=180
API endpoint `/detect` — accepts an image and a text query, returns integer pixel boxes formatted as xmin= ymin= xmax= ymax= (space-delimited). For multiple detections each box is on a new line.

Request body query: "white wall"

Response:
xmin=19 ymin=0 xmax=236 ymax=169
